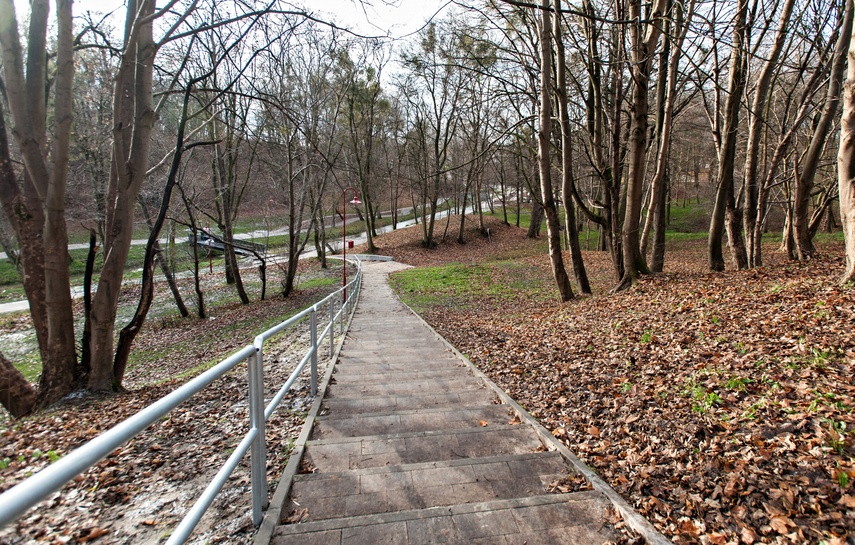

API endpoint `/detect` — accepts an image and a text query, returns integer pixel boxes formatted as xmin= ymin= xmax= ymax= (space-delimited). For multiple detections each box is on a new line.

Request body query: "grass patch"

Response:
xmin=665 ymin=201 xmax=711 ymax=233
xmin=299 ymin=277 xmax=339 ymax=290
xmin=391 ymin=259 xmax=552 ymax=314
xmin=391 ymin=263 xmax=489 ymax=311
xmin=0 ymin=261 xmax=21 ymax=286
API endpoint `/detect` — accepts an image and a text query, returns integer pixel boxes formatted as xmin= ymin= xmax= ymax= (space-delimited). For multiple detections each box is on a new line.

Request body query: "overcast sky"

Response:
xmin=11 ymin=0 xmax=450 ymax=38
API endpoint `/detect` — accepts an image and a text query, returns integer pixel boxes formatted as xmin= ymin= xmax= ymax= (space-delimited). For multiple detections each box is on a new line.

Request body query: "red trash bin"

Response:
xmin=348 ymin=240 xmax=354 ymax=249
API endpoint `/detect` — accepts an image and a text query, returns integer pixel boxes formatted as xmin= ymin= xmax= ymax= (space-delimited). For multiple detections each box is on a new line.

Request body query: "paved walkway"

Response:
xmin=260 ymin=261 xmax=667 ymax=545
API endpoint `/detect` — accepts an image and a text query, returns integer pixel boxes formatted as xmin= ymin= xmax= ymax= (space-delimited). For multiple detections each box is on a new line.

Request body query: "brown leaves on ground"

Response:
xmin=0 ymin=261 xmax=342 ymax=544
xmin=377 ymin=215 xmax=855 ymax=544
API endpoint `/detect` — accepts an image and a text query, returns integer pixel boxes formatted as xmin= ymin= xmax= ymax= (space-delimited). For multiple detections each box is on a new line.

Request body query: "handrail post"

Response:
xmin=248 ymin=349 xmax=268 ymax=526
xmin=329 ymin=299 xmax=335 ymax=358
xmin=339 ymin=294 xmax=345 ymax=335
xmin=310 ymin=307 xmax=318 ymax=396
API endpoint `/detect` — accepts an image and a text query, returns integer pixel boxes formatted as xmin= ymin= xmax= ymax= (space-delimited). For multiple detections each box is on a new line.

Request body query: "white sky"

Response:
xmin=11 ymin=0 xmax=450 ymax=38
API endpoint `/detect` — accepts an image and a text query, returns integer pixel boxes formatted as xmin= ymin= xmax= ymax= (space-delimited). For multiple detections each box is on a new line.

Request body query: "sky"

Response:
xmin=11 ymin=0 xmax=450 ymax=38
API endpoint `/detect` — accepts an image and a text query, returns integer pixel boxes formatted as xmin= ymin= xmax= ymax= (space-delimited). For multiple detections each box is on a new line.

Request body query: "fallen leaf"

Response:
xmin=740 ymin=526 xmax=757 ymax=544
xmin=769 ymin=516 xmax=794 ymax=535
xmin=78 ymin=528 xmax=110 ymax=542
xmin=478 ymin=420 xmax=488 ymax=427
xmin=708 ymin=532 xmax=727 ymax=545
xmin=677 ymin=519 xmax=698 ymax=536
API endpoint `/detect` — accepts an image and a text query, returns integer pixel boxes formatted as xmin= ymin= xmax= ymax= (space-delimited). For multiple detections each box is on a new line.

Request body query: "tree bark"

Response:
xmin=709 ymin=0 xmax=749 ymax=272
xmin=794 ymin=0 xmax=853 ymax=260
xmin=554 ymin=0 xmax=590 ymax=294
xmin=538 ymin=0 xmax=574 ymax=302
xmin=89 ymin=0 xmax=157 ymax=392
xmin=0 ymin=0 xmax=78 ymax=407
xmin=838 ymin=0 xmax=855 ymax=284
xmin=743 ymin=0 xmax=796 ymax=267
xmin=615 ymin=0 xmax=667 ymax=290
xmin=113 ymin=84 xmax=197 ymax=386
xmin=0 ymin=352 xmax=36 ymax=418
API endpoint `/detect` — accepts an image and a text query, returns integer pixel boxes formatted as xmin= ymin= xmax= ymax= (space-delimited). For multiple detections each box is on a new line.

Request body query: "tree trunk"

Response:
xmin=0 ymin=352 xmax=36 ymax=418
xmin=709 ymin=0 xmax=749 ymax=272
xmin=743 ymin=0 xmax=796 ymax=267
xmin=838 ymin=0 xmax=855 ymax=283
xmin=794 ymin=0 xmax=853 ymax=260
xmin=89 ymin=0 xmax=157 ymax=392
xmin=616 ymin=0 xmax=667 ymax=290
xmin=554 ymin=0 xmax=590 ymax=294
xmin=0 ymin=0 xmax=78 ymax=408
xmin=538 ymin=0 xmax=574 ymax=302
xmin=114 ymin=84 xmax=197 ymax=386
xmin=138 ymin=197 xmax=188 ymax=317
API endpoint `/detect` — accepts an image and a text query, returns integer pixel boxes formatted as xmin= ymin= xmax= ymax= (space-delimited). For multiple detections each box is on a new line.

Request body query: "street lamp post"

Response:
xmin=342 ymin=187 xmax=361 ymax=302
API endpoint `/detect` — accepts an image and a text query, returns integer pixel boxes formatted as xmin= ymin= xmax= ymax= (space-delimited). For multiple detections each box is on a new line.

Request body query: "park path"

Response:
xmin=259 ymin=260 xmax=668 ymax=545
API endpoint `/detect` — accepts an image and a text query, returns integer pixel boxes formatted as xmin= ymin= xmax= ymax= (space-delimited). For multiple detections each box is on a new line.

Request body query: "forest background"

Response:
xmin=0 ymin=0 xmax=854 ymax=542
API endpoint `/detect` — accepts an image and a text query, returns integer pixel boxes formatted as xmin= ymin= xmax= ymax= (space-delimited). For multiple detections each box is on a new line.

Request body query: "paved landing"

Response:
xmin=261 ymin=260 xmax=661 ymax=545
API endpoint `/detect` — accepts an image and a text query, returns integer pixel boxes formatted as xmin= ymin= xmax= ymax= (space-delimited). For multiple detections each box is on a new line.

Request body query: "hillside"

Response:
xmin=376 ymin=215 xmax=855 ymax=545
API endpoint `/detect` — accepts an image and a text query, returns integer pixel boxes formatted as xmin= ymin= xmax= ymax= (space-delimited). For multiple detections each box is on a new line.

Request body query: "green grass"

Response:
xmin=391 ymin=263 xmax=489 ymax=311
xmin=299 ymin=277 xmax=339 ymax=290
xmin=14 ymin=353 xmax=42 ymax=383
xmin=391 ymin=258 xmax=552 ymax=315
xmin=0 ymin=261 xmax=21 ymax=286
xmin=664 ymin=201 xmax=711 ymax=233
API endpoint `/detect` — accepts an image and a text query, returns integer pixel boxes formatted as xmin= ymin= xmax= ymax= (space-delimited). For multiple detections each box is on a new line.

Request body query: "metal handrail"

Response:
xmin=0 ymin=258 xmax=363 ymax=544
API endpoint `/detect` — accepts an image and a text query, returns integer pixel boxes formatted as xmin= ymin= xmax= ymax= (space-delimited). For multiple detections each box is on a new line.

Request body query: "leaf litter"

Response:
xmin=374 ymin=215 xmax=854 ymax=545
xmin=0 ymin=261 xmax=342 ymax=544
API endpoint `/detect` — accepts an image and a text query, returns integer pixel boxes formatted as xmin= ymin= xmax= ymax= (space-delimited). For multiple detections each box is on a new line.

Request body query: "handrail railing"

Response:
xmin=0 ymin=258 xmax=363 ymax=544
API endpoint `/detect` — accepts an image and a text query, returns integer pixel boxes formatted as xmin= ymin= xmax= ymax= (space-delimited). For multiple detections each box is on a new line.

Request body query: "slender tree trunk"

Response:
xmin=838 ymin=0 xmax=855 ymax=283
xmin=538 ymin=0 xmax=574 ymax=302
xmin=709 ymin=0 xmax=749 ymax=271
xmin=138 ymin=197 xmax=188 ymax=317
xmin=744 ymin=0 xmax=796 ymax=267
xmin=79 ymin=230 xmax=98 ymax=379
xmin=794 ymin=0 xmax=853 ymax=260
xmin=114 ymin=85 xmax=198 ymax=385
xmin=616 ymin=0 xmax=667 ymax=290
xmin=554 ymin=0 xmax=590 ymax=294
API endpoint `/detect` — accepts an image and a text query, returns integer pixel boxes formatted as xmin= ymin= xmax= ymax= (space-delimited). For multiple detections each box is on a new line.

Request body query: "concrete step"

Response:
xmin=332 ymin=361 xmax=464 ymax=376
xmin=272 ymin=490 xmax=616 ymax=545
xmin=339 ymin=348 xmax=456 ymax=363
xmin=330 ymin=367 xmax=469 ymax=384
xmin=311 ymin=404 xmax=514 ymax=439
xmin=302 ymin=425 xmax=545 ymax=472
xmin=288 ymin=451 xmax=573 ymax=522
xmin=319 ymin=390 xmax=498 ymax=416
xmin=323 ymin=377 xmax=486 ymax=398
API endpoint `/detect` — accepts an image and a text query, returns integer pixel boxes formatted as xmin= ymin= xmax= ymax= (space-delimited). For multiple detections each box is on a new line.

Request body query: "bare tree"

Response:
xmin=708 ymin=0 xmax=750 ymax=272
xmin=793 ymin=0 xmax=853 ymax=260
xmin=553 ymin=0 xmax=590 ymax=293
xmin=537 ymin=0 xmax=574 ymax=301
xmin=0 ymin=0 xmax=77 ymax=414
xmin=614 ymin=0 xmax=669 ymax=290
xmin=838 ymin=0 xmax=855 ymax=284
